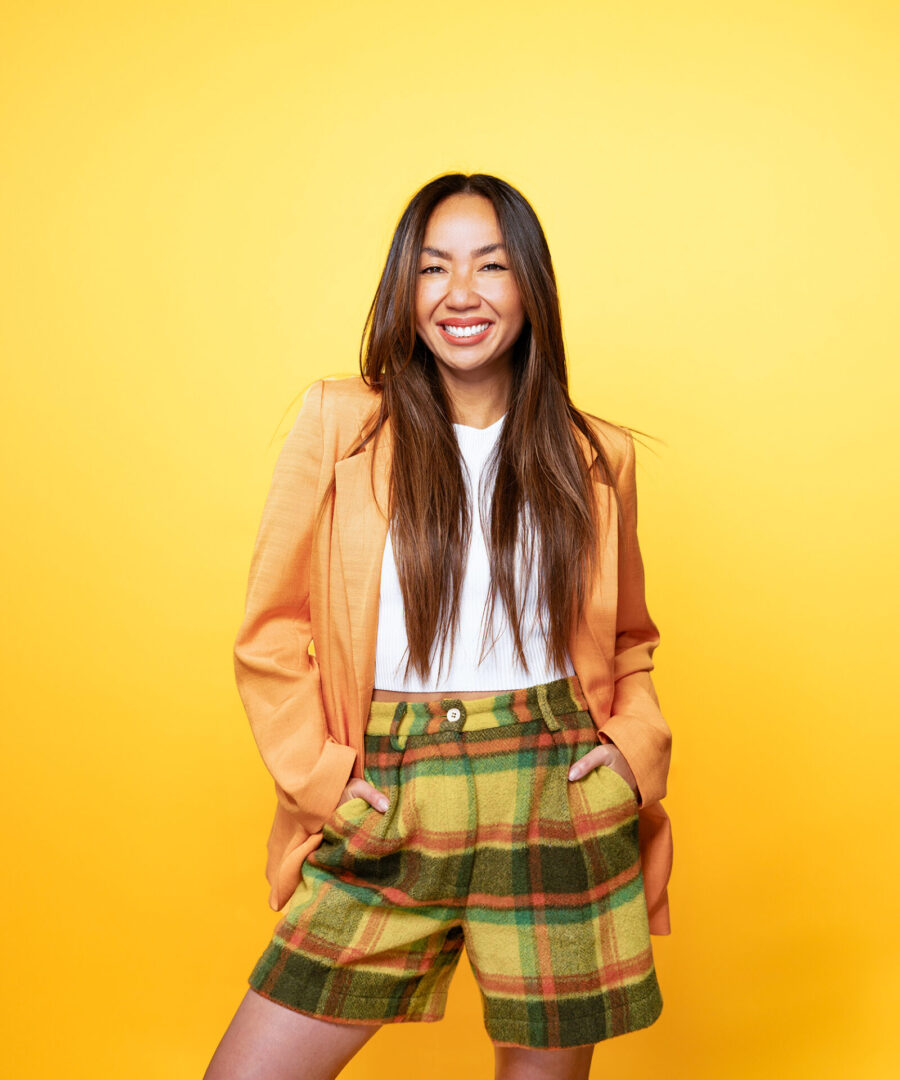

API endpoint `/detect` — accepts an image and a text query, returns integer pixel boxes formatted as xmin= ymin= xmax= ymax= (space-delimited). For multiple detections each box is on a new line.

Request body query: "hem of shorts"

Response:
xmin=248 ymin=983 xmax=447 ymax=1026
xmin=484 ymin=981 xmax=663 ymax=1050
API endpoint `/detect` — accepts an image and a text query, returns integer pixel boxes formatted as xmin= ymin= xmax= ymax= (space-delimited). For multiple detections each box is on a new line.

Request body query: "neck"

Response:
xmin=439 ymin=363 xmax=512 ymax=429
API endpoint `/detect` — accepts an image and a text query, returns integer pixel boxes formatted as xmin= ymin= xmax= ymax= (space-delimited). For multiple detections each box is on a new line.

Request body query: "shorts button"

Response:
xmin=446 ymin=707 xmax=462 ymax=723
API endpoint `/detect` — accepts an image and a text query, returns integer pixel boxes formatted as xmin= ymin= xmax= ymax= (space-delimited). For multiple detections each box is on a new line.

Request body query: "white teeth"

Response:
xmin=441 ymin=322 xmax=490 ymax=338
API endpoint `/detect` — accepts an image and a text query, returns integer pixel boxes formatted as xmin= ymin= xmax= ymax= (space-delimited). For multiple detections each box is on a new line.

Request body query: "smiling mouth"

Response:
xmin=438 ymin=321 xmax=493 ymax=340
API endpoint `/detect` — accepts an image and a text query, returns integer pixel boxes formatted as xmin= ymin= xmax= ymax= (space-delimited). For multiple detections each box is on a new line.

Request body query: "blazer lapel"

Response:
xmin=332 ymin=416 xmax=393 ymax=729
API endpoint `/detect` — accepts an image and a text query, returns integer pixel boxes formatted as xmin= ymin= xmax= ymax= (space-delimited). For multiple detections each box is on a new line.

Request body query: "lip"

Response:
xmin=436 ymin=321 xmax=493 ymax=346
xmin=438 ymin=318 xmax=494 ymax=327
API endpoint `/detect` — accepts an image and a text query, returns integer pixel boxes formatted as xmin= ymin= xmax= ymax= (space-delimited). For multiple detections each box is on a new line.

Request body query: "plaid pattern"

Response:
xmin=248 ymin=673 xmax=663 ymax=1049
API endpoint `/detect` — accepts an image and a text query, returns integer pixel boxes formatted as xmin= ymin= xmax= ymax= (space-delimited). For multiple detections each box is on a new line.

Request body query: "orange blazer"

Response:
xmin=233 ymin=375 xmax=673 ymax=935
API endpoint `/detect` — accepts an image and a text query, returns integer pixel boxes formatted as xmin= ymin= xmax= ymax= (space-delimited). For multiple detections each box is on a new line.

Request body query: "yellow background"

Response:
xmin=2 ymin=1 xmax=898 ymax=1076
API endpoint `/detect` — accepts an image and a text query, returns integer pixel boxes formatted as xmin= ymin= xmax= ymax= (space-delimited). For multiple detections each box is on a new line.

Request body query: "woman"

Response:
xmin=205 ymin=173 xmax=673 ymax=1080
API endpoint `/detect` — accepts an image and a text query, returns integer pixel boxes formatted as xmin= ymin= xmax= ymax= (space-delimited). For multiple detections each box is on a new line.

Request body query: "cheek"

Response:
xmin=502 ymin=289 xmax=526 ymax=329
xmin=486 ymin=280 xmax=524 ymax=323
xmin=415 ymin=306 xmax=434 ymax=333
xmin=415 ymin=282 xmax=438 ymax=323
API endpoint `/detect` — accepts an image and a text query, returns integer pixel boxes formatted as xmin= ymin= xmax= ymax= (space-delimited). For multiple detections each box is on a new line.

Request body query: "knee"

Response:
xmin=493 ymin=1041 xmax=595 ymax=1080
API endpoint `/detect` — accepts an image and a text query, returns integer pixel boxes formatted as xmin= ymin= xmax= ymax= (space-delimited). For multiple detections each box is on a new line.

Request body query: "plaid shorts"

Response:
xmin=247 ymin=673 xmax=663 ymax=1049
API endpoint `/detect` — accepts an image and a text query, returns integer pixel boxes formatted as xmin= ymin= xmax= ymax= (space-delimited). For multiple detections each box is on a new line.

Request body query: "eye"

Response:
xmin=481 ymin=262 xmax=506 ymax=271
xmin=419 ymin=266 xmax=445 ymax=274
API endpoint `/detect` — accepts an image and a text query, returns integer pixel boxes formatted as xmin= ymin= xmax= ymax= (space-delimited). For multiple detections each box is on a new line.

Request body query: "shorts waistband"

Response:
xmin=366 ymin=672 xmax=590 ymax=740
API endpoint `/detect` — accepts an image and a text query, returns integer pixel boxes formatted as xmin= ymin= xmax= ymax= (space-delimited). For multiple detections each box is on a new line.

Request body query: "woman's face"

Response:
xmin=415 ymin=194 xmax=525 ymax=381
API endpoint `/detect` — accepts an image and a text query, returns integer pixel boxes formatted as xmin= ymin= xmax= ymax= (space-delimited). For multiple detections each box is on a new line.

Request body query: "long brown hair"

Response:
xmin=314 ymin=172 xmax=641 ymax=684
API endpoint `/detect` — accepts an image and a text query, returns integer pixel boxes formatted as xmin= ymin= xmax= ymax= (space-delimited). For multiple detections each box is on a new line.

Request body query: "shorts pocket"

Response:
xmin=597 ymin=762 xmax=639 ymax=809
xmin=566 ymin=739 xmax=639 ymax=837
xmin=322 ymin=795 xmax=373 ymax=840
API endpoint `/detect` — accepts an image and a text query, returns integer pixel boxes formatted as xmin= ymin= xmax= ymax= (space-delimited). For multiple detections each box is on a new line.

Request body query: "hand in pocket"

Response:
xmin=337 ymin=779 xmax=390 ymax=813
xmin=567 ymin=743 xmax=639 ymax=800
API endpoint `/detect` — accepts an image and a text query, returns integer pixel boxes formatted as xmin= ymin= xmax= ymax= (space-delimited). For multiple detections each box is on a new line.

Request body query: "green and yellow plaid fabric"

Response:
xmin=248 ymin=673 xmax=662 ymax=1049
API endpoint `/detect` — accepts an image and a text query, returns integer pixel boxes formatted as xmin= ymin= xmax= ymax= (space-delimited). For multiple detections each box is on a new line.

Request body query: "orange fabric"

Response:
xmin=233 ymin=376 xmax=673 ymax=934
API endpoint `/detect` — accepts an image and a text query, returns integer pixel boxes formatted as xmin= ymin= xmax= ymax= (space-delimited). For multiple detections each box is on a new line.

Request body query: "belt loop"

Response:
xmin=389 ymin=700 xmax=408 ymax=752
xmin=536 ymin=682 xmax=563 ymax=732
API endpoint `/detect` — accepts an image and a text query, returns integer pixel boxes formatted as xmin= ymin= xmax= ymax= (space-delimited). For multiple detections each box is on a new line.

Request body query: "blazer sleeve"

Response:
xmin=233 ymin=378 xmax=357 ymax=835
xmin=597 ymin=431 xmax=671 ymax=808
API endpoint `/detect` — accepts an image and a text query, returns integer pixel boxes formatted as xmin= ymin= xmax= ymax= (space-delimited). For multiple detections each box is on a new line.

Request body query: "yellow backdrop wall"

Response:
xmin=2 ymin=1 xmax=897 ymax=1076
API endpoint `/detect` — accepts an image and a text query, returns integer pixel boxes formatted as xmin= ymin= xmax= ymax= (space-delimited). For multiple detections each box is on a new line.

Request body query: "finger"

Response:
xmin=359 ymin=782 xmax=389 ymax=812
xmin=340 ymin=781 xmax=390 ymax=812
xmin=567 ymin=747 xmax=612 ymax=780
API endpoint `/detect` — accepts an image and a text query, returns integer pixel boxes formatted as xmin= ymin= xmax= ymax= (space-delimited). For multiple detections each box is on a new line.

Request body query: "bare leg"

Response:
xmin=493 ymin=1042 xmax=595 ymax=1080
xmin=203 ymin=987 xmax=382 ymax=1080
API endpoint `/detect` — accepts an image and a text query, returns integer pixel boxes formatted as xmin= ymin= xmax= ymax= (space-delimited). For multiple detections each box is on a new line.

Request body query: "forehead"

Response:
xmin=421 ymin=194 xmax=502 ymax=246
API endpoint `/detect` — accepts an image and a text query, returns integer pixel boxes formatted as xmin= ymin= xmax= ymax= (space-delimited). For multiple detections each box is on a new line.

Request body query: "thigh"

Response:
xmin=203 ymin=987 xmax=380 ymax=1080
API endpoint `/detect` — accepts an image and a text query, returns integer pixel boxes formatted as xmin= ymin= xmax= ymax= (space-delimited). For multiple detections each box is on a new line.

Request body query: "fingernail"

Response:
xmin=568 ymin=768 xmax=580 ymax=781
xmin=377 ymin=798 xmax=389 ymax=811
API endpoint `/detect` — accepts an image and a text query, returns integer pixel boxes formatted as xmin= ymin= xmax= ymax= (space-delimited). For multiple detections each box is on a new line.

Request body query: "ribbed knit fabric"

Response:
xmin=373 ymin=412 xmax=576 ymax=692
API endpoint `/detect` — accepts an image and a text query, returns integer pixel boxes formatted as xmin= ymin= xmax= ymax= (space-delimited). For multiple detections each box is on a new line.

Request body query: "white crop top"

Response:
xmin=373 ymin=411 xmax=576 ymax=693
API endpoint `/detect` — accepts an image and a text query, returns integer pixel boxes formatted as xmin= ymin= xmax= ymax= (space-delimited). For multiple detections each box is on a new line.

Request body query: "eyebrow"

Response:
xmin=420 ymin=242 xmax=507 ymax=260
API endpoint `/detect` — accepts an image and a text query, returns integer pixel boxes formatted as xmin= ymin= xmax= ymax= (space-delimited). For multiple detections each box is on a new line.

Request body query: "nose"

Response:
xmin=445 ymin=267 xmax=480 ymax=309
